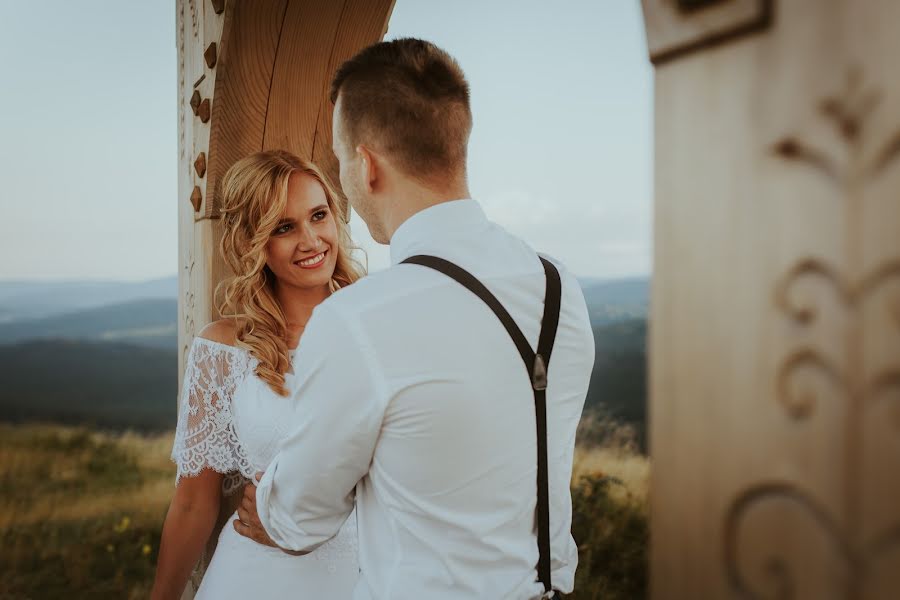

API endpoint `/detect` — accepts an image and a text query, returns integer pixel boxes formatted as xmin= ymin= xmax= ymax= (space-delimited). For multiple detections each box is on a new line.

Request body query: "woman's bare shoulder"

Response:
xmin=197 ymin=318 xmax=239 ymax=347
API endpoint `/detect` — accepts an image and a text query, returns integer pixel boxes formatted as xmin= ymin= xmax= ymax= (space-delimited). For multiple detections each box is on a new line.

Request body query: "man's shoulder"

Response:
xmin=535 ymin=252 xmax=581 ymax=292
xmin=321 ymin=251 xmax=585 ymax=317
xmin=535 ymin=251 xmax=565 ymax=273
xmin=534 ymin=252 xmax=592 ymax=329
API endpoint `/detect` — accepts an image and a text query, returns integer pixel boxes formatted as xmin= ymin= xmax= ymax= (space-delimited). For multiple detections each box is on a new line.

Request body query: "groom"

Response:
xmin=234 ymin=38 xmax=594 ymax=599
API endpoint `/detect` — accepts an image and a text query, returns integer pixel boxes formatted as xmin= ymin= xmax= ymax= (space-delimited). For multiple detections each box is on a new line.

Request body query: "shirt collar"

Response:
xmin=389 ymin=198 xmax=487 ymax=265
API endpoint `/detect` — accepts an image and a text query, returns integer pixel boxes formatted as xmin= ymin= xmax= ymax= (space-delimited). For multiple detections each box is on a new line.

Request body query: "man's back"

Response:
xmin=323 ymin=200 xmax=595 ymax=598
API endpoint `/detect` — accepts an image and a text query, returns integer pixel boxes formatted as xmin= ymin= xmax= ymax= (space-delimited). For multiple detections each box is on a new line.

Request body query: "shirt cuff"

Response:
xmin=254 ymin=457 xmax=331 ymax=554
xmin=254 ymin=458 xmax=301 ymax=552
xmin=254 ymin=459 xmax=286 ymax=548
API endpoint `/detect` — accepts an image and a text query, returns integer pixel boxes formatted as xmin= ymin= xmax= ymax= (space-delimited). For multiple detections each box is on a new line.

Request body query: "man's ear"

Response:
xmin=356 ymin=145 xmax=377 ymax=193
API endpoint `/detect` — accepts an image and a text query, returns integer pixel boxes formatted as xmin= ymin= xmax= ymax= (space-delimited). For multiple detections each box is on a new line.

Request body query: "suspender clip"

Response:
xmin=532 ymin=353 xmax=548 ymax=391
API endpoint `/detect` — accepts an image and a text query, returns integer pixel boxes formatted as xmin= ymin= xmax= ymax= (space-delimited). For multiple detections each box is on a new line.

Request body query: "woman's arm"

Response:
xmin=150 ymin=468 xmax=223 ymax=600
xmin=153 ymin=326 xmax=246 ymax=598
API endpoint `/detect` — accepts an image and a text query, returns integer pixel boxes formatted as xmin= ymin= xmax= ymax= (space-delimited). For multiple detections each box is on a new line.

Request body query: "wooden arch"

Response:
xmin=176 ymin=0 xmax=394 ymax=376
xmin=175 ymin=1 xmax=394 ymax=594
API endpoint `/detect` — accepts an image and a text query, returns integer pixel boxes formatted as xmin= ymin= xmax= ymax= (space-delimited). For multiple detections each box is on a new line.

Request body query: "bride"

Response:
xmin=150 ymin=149 xmax=366 ymax=599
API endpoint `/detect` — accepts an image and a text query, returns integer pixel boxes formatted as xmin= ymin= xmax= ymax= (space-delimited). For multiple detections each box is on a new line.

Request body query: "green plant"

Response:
xmin=569 ymin=474 xmax=648 ymax=600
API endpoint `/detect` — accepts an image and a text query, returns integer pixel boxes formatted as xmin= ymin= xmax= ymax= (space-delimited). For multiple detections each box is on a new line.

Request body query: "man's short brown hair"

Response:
xmin=330 ymin=38 xmax=472 ymax=187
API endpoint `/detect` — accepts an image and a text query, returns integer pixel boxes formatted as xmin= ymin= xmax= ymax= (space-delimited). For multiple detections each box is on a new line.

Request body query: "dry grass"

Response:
xmin=0 ymin=424 xmax=176 ymax=528
xmin=572 ymin=445 xmax=650 ymax=505
xmin=0 ymin=423 xmax=175 ymax=598
xmin=568 ymin=412 xmax=650 ymax=599
xmin=572 ymin=408 xmax=650 ymax=505
xmin=1 ymin=419 xmax=651 ymax=599
xmin=5 ymin=477 xmax=175 ymax=529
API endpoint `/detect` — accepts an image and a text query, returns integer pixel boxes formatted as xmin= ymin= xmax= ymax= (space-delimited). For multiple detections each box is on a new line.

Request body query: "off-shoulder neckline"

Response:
xmin=193 ymin=336 xmax=300 ymax=354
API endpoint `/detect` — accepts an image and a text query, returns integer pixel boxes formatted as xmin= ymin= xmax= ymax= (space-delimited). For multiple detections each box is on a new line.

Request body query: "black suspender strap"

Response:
xmin=401 ymin=254 xmax=562 ymax=595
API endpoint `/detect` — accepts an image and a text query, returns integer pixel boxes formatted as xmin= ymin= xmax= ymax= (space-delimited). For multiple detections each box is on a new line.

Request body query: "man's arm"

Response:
xmin=233 ymin=472 xmax=308 ymax=555
xmin=251 ymin=301 xmax=386 ymax=552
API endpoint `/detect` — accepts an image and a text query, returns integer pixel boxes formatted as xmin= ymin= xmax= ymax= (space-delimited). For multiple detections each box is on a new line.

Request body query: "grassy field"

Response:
xmin=0 ymin=422 xmax=648 ymax=599
xmin=0 ymin=424 xmax=174 ymax=599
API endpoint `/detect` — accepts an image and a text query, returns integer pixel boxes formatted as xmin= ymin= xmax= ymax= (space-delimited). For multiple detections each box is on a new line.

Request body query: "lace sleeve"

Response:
xmin=171 ymin=337 xmax=254 ymax=495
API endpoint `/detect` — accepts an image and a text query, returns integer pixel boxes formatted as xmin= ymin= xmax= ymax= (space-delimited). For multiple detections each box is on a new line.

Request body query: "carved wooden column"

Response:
xmin=642 ymin=0 xmax=900 ymax=598
xmin=176 ymin=1 xmax=395 ymax=596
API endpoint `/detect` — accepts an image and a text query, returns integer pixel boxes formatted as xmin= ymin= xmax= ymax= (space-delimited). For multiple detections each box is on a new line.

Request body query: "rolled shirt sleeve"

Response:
xmin=255 ymin=301 xmax=386 ymax=552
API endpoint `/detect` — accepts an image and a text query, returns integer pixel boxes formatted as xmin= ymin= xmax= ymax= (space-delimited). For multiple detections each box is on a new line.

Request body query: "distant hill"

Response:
xmin=579 ymin=277 xmax=648 ymax=325
xmin=0 ymin=339 xmax=176 ymax=432
xmin=0 ymin=298 xmax=176 ymax=350
xmin=0 ymin=274 xmax=650 ymax=447
xmin=0 ymin=276 xmax=177 ymax=323
xmin=585 ymin=318 xmax=648 ymax=450
xmin=579 ymin=276 xmax=648 ymax=304
xmin=0 ymin=275 xmax=649 ymax=347
xmin=0 ymin=324 xmax=648 ymax=446
xmin=577 ymin=279 xmax=649 ymax=451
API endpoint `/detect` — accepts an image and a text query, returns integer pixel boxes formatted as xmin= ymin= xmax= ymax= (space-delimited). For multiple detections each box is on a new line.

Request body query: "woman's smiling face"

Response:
xmin=264 ymin=171 xmax=339 ymax=292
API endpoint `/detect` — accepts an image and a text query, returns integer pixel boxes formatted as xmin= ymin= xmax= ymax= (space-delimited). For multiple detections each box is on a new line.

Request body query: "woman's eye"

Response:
xmin=312 ymin=210 xmax=328 ymax=222
xmin=275 ymin=224 xmax=292 ymax=234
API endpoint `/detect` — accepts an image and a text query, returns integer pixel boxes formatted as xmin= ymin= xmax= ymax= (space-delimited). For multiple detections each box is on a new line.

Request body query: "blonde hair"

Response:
xmin=214 ymin=150 xmax=366 ymax=396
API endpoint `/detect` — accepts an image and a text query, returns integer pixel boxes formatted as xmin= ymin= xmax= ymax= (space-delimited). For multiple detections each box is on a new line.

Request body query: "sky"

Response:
xmin=0 ymin=1 xmax=652 ymax=282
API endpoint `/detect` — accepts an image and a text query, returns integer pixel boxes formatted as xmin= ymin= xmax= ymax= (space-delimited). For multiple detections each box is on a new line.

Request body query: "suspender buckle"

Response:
xmin=532 ymin=354 xmax=548 ymax=391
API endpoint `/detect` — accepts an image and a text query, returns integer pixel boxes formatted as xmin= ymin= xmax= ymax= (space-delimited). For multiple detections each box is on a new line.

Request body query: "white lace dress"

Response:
xmin=171 ymin=337 xmax=359 ymax=599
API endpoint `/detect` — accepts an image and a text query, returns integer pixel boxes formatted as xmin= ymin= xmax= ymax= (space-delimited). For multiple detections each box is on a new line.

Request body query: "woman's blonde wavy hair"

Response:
xmin=214 ymin=149 xmax=366 ymax=397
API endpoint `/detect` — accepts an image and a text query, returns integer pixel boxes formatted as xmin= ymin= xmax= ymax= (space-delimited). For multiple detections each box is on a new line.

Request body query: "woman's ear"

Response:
xmin=356 ymin=145 xmax=377 ymax=193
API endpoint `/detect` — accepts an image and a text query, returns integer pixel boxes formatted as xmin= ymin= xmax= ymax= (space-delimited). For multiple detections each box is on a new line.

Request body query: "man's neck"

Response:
xmin=383 ymin=181 xmax=471 ymax=242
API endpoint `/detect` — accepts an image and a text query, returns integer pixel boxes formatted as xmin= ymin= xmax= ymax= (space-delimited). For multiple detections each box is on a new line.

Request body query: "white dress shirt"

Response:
xmin=256 ymin=199 xmax=595 ymax=599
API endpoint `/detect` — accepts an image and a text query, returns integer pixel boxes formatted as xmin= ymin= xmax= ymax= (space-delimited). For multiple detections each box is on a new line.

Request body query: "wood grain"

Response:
xmin=311 ymin=0 xmax=397 ymax=221
xmin=205 ymin=0 xmax=288 ymax=218
xmin=262 ymin=0 xmax=345 ymax=158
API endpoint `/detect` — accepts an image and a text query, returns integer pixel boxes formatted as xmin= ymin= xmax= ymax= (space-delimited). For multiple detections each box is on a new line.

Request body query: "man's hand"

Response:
xmin=233 ymin=471 xmax=277 ymax=547
xmin=233 ymin=471 xmax=309 ymax=556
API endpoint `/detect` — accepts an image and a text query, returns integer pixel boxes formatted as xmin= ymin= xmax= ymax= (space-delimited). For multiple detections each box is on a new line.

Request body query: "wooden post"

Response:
xmin=175 ymin=1 xmax=395 ymax=596
xmin=642 ymin=0 xmax=900 ymax=597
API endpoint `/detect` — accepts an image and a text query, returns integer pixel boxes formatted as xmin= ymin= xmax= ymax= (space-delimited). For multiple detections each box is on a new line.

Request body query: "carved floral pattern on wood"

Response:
xmin=725 ymin=68 xmax=900 ymax=598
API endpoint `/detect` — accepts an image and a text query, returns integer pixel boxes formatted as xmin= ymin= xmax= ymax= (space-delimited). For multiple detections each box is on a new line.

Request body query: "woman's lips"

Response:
xmin=294 ymin=249 xmax=328 ymax=269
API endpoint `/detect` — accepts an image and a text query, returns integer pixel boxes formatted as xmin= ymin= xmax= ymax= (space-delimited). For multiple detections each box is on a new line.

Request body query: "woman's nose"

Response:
xmin=298 ymin=224 xmax=322 ymax=251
